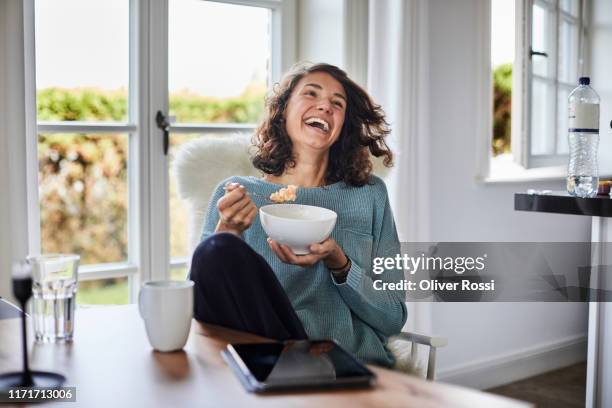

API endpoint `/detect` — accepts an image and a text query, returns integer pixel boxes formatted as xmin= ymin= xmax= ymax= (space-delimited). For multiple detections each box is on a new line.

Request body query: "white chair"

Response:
xmin=172 ymin=135 xmax=447 ymax=380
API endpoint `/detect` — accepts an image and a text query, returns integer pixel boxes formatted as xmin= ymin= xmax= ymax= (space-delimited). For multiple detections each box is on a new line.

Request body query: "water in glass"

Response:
xmin=28 ymin=254 xmax=79 ymax=342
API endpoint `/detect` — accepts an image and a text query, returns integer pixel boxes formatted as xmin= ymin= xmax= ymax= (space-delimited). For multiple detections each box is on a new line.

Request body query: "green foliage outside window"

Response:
xmin=493 ymin=63 xmax=512 ymax=156
xmin=37 ymin=85 xmax=266 ymax=123
xmin=38 ymin=133 xmax=128 ymax=265
xmin=169 ymin=84 xmax=265 ymax=123
xmin=37 ymin=88 xmax=128 ymax=122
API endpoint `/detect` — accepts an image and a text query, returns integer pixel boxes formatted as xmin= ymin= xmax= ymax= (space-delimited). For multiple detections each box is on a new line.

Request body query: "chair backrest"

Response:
xmin=173 ymin=134 xmax=260 ymax=256
xmin=172 ymin=134 xmax=391 ymax=258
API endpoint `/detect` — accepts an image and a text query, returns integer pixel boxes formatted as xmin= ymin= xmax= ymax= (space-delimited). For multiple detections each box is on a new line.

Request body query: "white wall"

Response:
xmin=297 ymin=0 xmax=345 ymax=67
xmin=427 ymin=0 xmax=590 ymax=388
xmin=297 ymin=0 xmax=369 ymax=87
xmin=0 ymin=3 xmax=10 ymax=301
xmin=0 ymin=0 xmax=34 ymax=303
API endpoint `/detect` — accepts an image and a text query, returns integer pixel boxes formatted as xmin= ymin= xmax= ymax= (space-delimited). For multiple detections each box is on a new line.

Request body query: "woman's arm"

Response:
xmin=331 ymin=182 xmax=408 ymax=337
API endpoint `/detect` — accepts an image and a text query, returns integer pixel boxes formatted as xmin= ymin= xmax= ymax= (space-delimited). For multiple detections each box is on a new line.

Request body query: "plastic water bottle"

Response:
xmin=567 ymin=77 xmax=600 ymax=198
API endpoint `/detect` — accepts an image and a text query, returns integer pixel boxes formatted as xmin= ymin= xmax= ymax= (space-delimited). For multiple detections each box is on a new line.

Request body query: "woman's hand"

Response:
xmin=267 ymin=237 xmax=348 ymax=269
xmin=215 ymin=182 xmax=258 ymax=235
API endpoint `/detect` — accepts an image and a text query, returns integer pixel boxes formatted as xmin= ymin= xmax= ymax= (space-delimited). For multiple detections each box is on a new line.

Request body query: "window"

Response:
xmin=30 ymin=0 xmax=294 ymax=303
xmin=490 ymin=0 xmax=588 ymax=172
xmin=525 ymin=0 xmax=585 ymax=167
xmin=35 ymin=0 xmax=133 ymax=304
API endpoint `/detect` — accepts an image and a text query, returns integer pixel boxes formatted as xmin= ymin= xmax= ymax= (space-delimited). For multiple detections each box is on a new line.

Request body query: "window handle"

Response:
xmin=155 ymin=111 xmax=170 ymax=155
xmin=530 ymin=47 xmax=548 ymax=58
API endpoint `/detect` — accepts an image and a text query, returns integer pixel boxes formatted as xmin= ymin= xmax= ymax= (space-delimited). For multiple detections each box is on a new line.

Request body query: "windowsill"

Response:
xmin=481 ymin=154 xmax=612 ymax=184
xmin=481 ymin=154 xmax=567 ymax=184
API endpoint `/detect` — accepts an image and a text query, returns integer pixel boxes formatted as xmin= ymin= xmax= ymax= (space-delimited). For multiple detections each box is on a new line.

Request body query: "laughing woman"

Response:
xmin=189 ymin=63 xmax=407 ymax=367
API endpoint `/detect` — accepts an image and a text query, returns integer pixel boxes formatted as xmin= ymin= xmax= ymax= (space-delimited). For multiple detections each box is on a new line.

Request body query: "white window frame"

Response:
xmin=0 ymin=0 xmax=40 ymax=302
xmin=33 ymin=3 xmax=140 ymax=297
xmin=21 ymin=0 xmax=295 ymax=303
xmin=483 ymin=0 xmax=590 ymax=182
xmin=514 ymin=0 xmax=589 ymax=169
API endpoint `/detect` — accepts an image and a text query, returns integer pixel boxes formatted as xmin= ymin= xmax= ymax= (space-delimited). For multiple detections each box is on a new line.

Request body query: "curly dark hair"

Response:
xmin=251 ymin=62 xmax=393 ymax=187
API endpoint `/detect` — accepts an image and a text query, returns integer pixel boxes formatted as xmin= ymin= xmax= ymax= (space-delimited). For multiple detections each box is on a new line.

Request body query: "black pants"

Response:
xmin=189 ymin=232 xmax=308 ymax=340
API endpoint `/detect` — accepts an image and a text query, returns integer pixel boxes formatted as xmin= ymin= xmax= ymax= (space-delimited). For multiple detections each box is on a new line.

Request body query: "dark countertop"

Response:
xmin=515 ymin=191 xmax=612 ymax=217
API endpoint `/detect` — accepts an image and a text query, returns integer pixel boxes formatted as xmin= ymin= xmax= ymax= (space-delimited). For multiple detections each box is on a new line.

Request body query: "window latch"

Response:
xmin=155 ymin=111 xmax=170 ymax=155
xmin=529 ymin=47 xmax=548 ymax=59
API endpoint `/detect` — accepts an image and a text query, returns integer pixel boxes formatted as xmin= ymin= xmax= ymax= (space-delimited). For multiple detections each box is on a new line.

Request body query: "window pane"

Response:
xmin=35 ymin=0 xmax=129 ymax=122
xmin=77 ymin=277 xmax=128 ymax=305
xmin=557 ymin=86 xmax=571 ymax=154
xmin=38 ymin=133 xmax=129 ymax=264
xmin=169 ymin=132 xmax=253 ymax=260
xmin=560 ymin=0 xmax=580 ymax=18
xmin=531 ymin=79 xmax=556 ymax=155
xmin=171 ymin=267 xmax=188 ymax=281
xmin=532 ymin=4 xmax=554 ymax=78
xmin=168 ymin=0 xmax=270 ymax=124
xmin=558 ymin=19 xmax=579 ymax=84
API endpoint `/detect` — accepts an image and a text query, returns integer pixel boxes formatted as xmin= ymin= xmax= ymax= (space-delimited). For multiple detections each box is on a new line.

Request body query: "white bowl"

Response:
xmin=259 ymin=204 xmax=337 ymax=255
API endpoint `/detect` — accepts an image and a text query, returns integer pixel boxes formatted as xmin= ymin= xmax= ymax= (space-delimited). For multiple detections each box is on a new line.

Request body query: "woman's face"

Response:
xmin=284 ymin=71 xmax=347 ymax=153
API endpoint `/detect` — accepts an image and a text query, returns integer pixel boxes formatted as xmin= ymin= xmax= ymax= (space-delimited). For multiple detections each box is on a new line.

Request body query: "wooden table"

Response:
xmin=0 ymin=305 xmax=531 ymax=407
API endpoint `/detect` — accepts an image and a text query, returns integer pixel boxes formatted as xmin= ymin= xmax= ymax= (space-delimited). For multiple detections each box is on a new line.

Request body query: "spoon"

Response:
xmin=248 ymin=190 xmax=278 ymax=204
xmin=224 ymin=183 xmax=297 ymax=204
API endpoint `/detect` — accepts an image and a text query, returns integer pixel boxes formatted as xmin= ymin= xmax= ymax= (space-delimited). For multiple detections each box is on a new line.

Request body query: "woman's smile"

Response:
xmin=303 ymin=115 xmax=333 ymax=140
xmin=304 ymin=117 xmax=331 ymax=133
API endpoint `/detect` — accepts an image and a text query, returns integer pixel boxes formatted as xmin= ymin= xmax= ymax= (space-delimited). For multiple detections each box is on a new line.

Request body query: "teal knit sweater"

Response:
xmin=201 ymin=175 xmax=407 ymax=367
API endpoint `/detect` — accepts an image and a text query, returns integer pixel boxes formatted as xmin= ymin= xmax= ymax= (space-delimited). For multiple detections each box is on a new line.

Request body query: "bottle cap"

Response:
xmin=579 ymin=77 xmax=590 ymax=85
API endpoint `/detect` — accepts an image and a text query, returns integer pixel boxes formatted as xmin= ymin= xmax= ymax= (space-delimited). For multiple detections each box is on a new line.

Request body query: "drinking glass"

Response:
xmin=27 ymin=254 xmax=80 ymax=342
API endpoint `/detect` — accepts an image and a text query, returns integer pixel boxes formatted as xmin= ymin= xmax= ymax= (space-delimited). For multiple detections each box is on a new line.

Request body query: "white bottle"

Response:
xmin=567 ymin=77 xmax=600 ymax=198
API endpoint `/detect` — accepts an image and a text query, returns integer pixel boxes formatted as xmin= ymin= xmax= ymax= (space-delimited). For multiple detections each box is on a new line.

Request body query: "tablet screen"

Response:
xmin=228 ymin=340 xmax=373 ymax=385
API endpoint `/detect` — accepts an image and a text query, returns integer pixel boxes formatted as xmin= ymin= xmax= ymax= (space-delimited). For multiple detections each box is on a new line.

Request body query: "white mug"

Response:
xmin=138 ymin=280 xmax=194 ymax=352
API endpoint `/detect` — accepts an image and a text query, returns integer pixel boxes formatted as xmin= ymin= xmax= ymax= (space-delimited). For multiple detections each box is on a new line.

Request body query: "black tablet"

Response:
xmin=221 ymin=340 xmax=376 ymax=393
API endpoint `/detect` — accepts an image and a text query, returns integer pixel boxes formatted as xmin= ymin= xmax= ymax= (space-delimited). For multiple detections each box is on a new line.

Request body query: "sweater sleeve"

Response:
xmin=331 ymin=180 xmax=407 ymax=336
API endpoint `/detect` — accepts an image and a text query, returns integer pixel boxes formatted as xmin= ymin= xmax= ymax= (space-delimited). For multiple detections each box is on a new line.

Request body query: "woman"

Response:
xmin=190 ymin=63 xmax=407 ymax=367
